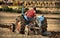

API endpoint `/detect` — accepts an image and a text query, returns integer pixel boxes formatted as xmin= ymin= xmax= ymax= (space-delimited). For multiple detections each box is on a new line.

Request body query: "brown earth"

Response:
xmin=0 ymin=12 xmax=60 ymax=38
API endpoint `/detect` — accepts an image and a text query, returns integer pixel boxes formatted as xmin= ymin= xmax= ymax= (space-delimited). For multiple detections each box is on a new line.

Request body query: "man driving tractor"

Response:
xmin=21 ymin=7 xmax=37 ymax=34
xmin=23 ymin=7 xmax=36 ymax=25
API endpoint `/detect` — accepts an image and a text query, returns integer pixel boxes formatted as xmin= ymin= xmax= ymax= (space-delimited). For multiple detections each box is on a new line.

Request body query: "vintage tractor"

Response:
xmin=10 ymin=15 xmax=47 ymax=35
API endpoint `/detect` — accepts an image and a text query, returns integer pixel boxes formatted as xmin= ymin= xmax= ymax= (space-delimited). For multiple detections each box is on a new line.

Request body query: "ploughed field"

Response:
xmin=0 ymin=12 xmax=60 ymax=38
xmin=0 ymin=27 xmax=60 ymax=38
xmin=0 ymin=27 xmax=50 ymax=38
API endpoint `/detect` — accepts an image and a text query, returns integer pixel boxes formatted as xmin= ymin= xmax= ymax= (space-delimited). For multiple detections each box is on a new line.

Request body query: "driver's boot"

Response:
xmin=25 ymin=25 xmax=29 ymax=35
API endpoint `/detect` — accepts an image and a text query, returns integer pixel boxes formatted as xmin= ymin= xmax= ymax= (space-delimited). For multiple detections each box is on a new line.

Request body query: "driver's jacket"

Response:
xmin=25 ymin=9 xmax=36 ymax=18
